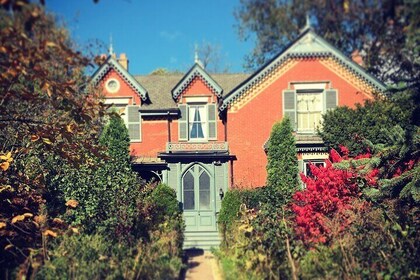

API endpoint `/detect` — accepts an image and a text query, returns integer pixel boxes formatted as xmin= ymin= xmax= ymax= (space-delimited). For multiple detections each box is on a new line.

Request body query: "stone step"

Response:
xmin=183 ymin=231 xmax=221 ymax=251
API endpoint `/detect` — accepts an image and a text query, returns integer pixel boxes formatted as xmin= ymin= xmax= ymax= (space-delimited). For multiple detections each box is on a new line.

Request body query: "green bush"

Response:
xmin=266 ymin=117 xmax=299 ymax=207
xmin=38 ymin=229 xmax=183 ymax=280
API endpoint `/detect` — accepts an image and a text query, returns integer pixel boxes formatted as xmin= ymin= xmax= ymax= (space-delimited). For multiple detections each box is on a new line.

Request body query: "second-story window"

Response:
xmin=283 ymin=83 xmax=337 ymax=133
xmin=178 ymin=103 xmax=217 ymax=142
xmin=189 ymin=105 xmax=206 ymax=140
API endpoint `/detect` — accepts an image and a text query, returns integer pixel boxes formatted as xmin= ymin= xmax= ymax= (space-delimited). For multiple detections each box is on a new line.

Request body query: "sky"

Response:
xmin=46 ymin=0 xmax=255 ymax=75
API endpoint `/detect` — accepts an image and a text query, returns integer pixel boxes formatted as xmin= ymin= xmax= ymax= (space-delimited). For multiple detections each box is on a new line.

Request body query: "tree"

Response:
xmin=235 ymin=0 xmax=419 ymax=92
xmin=0 ymin=1 xmax=105 ymax=273
xmin=99 ymin=114 xmax=130 ymax=163
xmin=266 ymin=117 xmax=299 ymax=204
xmin=197 ymin=41 xmax=231 ymax=73
xmin=319 ymin=96 xmax=412 ymax=156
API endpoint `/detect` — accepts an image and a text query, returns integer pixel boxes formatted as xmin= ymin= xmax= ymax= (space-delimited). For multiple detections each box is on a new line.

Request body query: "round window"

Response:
xmin=106 ymin=78 xmax=120 ymax=93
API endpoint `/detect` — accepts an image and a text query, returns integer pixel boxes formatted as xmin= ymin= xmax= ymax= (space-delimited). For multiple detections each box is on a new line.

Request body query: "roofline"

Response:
xmin=221 ymin=28 xmax=386 ymax=111
xmin=90 ymin=56 xmax=149 ymax=101
xmin=171 ymin=63 xmax=223 ymax=100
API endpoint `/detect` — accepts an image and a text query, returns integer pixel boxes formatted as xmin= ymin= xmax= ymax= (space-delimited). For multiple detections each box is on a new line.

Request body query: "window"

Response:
xmin=178 ymin=103 xmax=217 ymax=141
xmin=188 ymin=105 xmax=207 ymax=140
xmin=304 ymin=161 xmax=326 ymax=178
xmin=104 ymin=99 xmax=141 ymax=142
xmin=296 ymin=90 xmax=323 ymax=132
xmin=283 ymin=84 xmax=337 ymax=133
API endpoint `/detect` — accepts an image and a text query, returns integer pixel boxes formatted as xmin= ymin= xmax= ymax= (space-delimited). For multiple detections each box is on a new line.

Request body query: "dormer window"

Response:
xmin=178 ymin=101 xmax=217 ymax=142
xmin=189 ymin=105 xmax=207 ymax=140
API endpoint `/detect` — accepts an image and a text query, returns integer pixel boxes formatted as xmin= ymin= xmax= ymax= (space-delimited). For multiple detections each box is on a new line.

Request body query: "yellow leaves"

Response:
xmin=239 ymin=224 xmax=254 ymax=233
xmin=45 ymin=41 xmax=57 ymax=48
xmin=4 ymin=244 xmax=14 ymax=250
xmin=343 ymin=0 xmax=350 ymax=13
xmin=11 ymin=215 xmax=25 ymax=224
xmin=52 ymin=218 xmax=64 ymax=224
xmin=42 ymin=138 xmax=52 ymax=145
xmin=1 ymin=162 xmax=10 ymax=171
xmin=11 ymin=213 xmax=33 ymax=223
xmin=43 ymin=230 xmax=57 ymax=237
xmin=66 ymin=123 xmax=76 ymax=133
xmin=70 ymin=227 xmax=79 ymax=234
xmin=0 ymin=152 xmax=12 ymax=161
xmin=42 ymin=82 xmax=52 ymax=97
xmin=0 ymin=152 xmax=13 ymax=171
xmin=0 ymin=222 xmax=6 ymax=229
xmin=23 ymin=213 xmax=33 ymax=218
xmin=65 ymin=199 xmax=78 ymax=208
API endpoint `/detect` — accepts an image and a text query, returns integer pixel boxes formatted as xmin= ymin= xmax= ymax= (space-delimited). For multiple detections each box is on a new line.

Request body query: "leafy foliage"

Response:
xmin=0 ymin=1 xmax=105 ymax=273
xmin=266 ymin=117 xmax=299 ymax=206
xmin=319 ymin=96 xmax=412 ymax=155
xmin=235 ymin=0 xmax=420 ymax=93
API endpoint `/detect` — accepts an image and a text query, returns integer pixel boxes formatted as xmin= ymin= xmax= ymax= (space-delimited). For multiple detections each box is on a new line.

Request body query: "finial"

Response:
xmin=109 ymin=34 xmax=114 ymax=55
xmin=194 ymin=44 xmax=204 ymax=68
xmin=300 ymin=12 xmax=312 ymax=33
xmin=194 ymin=44 xmax=199 ymax=64
xmin=305 ymin=13 xmax=311 ymax=29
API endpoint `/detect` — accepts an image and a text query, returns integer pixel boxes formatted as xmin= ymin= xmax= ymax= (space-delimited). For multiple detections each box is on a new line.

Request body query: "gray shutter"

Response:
xmin=298 ymin=159 xmax=304 ymax=173
xmin=126 ymin=105 xmax=141 ymax=141
xmin=325 ymin=89 xmax=338 ymax=111
xmin=178 ymin=104 xmax=188 ymax=141
xmin=208 ymin=104 xmax=217 ymax=140
xmin=283 ymin=90 xmax=296 ymax=130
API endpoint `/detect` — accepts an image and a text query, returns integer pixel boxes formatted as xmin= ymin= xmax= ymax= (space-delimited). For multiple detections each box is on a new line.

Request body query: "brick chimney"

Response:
xmin=118 ymin=53 xmax=129 ymax=71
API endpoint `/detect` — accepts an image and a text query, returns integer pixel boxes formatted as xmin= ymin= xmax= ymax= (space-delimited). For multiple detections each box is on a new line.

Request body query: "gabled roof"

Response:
xmin=171 ymin=63 xmax=223 ymax=100
xmin=135 ymin=73 xmax=249 ymax=110
xmin=221 ymin=28 xmax=387 ymax=111
xmin=91 ymin=55 xmax=148 ymax=101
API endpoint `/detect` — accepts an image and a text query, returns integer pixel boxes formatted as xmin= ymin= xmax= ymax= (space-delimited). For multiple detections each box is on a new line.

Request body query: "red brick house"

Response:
xmin=92 ymin=27 xmax=385 ymax=248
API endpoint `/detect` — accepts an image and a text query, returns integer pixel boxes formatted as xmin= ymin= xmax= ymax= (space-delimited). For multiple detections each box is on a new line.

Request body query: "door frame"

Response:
xmin=181 ymin=162 xmax=217 ymax=232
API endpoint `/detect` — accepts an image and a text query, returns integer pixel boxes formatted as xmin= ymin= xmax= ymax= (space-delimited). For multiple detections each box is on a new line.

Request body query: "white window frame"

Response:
xmin=292 ymin=82 xmax=328 ymax=134
xmin=187 ymin=103 xmax=208 ymax=142
xmin=303 ymin=160 xmax=326 ymax=178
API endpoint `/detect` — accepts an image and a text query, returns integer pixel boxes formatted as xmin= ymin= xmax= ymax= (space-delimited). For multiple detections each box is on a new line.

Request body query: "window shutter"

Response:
xmin=298 ymin=159 xmax=304 ymax=173
xmin=126 ymin=105 xmax=141 ymax=142
xmin=283 ymin=90 xmax=296 ymax=130
xmin=178 ymin=104 xmax=188 ymax=141
xmin=208 ymin=104 xmax=217 ymax=140
xmin=325 ymin=89 xmax=338 ymax=111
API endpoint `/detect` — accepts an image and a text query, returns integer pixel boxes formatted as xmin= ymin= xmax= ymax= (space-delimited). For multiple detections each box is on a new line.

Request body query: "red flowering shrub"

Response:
xmin=292 ymin=146 xmax=379 ymax=246
xmin=293 ymin=159 xmax=359 ymax=245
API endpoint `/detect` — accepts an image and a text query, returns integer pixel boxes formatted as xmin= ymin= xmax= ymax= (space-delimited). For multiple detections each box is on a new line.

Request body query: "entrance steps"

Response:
xmin=183 ymin=231 xmax=221 ymax=251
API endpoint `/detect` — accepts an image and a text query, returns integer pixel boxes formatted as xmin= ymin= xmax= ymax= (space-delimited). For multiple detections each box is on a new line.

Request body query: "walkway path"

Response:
xmin=181 ymin=249 xmax=223 ymax=280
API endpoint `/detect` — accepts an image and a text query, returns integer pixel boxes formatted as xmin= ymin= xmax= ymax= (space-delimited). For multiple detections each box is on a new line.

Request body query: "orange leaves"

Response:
xmin=43 ymin=230 xmax=57 ymax=237
xmin=0 ymin=222 xmax=6 ymax=229
xmin=11 ymin=213 xmax=33 ymax=223
xmin=65 ymin=199 xmax=78 ymax=208
xmin=0 ymin=152 xmax=13 ymax=171
xmin=31 ymin=135 xmax=40 ymax=142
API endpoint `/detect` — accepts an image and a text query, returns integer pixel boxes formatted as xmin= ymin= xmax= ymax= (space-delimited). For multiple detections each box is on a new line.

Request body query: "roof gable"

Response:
xmin=221 ymin=29 xmax=386 ymax=111
xmin=171 ymin=63 xmax=223 ymax=100
xmin=91 ymin=56 xmax=148 ymax=101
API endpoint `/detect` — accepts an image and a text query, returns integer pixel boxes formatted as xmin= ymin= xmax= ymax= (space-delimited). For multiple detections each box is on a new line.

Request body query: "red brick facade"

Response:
xmin=93 ymin=29 xmax=384 ymax=188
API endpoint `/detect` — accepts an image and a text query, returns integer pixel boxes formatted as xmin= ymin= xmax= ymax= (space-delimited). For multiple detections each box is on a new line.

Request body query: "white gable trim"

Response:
xmin=91 ymin=56 xmax=148 ymax=101
xmin=221 ymin=29 xmax=386 ymax=111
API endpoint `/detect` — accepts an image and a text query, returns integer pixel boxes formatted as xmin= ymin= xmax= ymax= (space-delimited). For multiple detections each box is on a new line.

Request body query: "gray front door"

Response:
xmin=182 ymin=165 xmax=217 ymax=232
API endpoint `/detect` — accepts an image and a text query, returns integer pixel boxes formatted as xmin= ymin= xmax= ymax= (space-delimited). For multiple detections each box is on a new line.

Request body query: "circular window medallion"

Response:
xmin=105 ymin=78 xmax=120 ymax=93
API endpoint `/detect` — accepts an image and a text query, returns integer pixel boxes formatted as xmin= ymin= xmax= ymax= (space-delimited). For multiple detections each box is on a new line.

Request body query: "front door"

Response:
xmin=182 ymin=164 xmax=217 ymax=232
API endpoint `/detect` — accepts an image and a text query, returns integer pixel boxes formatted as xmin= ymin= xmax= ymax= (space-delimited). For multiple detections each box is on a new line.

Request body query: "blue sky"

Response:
xmin=47 ymin=0 xmax=254 ymax=74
